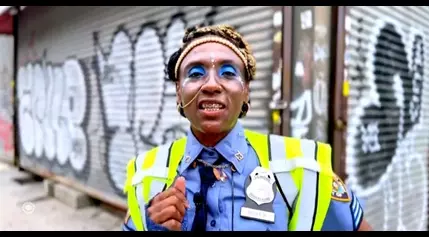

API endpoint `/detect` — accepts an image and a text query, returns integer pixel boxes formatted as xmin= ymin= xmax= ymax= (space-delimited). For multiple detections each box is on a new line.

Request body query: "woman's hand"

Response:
xmin=147 ymin=177 xmax=189 ymax=231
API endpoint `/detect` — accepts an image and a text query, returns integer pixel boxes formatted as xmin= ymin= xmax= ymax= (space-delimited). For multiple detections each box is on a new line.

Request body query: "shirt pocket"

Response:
xmin=182 ymin=205 xmax=196 ymax=231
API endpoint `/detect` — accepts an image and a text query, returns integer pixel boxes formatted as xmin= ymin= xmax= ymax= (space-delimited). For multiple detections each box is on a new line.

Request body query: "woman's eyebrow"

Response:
xmin=183 ymin=61 xmax=204 ymax=73
xmin=183 ymin=58 xmax=242 ymax=71
xmin=217 ymin=59 xmax=240 ymax=67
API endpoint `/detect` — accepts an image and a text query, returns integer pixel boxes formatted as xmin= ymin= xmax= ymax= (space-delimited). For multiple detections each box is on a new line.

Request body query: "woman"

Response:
xmin=122 ymin=24 xmax=372 ymax=231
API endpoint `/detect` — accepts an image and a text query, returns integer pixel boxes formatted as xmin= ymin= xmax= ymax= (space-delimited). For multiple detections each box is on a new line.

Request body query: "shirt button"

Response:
xmin=210 ymin=220 xmax=216 ymax=227
xmin=208 ymin=151 xmax=215 ymax=156
xmin=219 ymin=204 xmax=223 ymax=213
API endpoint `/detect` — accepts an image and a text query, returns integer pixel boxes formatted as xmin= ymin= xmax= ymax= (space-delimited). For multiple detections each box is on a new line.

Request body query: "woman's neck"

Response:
xmin=190 ymin=125 xmax=235 ymax=147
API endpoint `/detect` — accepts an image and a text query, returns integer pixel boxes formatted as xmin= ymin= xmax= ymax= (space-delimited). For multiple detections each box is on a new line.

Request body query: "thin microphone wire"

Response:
xmin=179 ymin=85 xmax=204 ymax=109
xmin=178 ymin=78 xmax=246 ymax=109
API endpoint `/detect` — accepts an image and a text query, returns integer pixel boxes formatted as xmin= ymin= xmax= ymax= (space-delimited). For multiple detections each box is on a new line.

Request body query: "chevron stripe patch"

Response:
xmin=350 ymin=192 xmax=364 ymax=231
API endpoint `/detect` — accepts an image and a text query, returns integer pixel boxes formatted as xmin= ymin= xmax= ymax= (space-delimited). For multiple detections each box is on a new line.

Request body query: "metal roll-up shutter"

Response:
xmin=16 ymin=6 xmax=274 ymax=204
xmin=210 ymin=6 xmax=273 ymax=133
xmin=0 ymin=34 xmax=14 ymax=164
xmin=289 ymin=6 xmax=332 ymax=142
xmin=344 ymin=6 xmax=429 ymax=230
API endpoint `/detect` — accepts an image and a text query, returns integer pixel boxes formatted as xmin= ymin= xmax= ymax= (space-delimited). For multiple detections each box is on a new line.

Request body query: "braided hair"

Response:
xmin=166 ymin=24 xmax=256 ymax=82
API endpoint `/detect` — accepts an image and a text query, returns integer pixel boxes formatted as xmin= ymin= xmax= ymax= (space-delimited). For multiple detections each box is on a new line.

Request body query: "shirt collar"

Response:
xmin=177 ymin=121 xmax=248 ymax=174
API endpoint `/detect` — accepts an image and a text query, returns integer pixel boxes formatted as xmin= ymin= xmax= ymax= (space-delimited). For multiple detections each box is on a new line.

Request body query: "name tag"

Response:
xmin=240 ymin=206 xmax=275 ymax=223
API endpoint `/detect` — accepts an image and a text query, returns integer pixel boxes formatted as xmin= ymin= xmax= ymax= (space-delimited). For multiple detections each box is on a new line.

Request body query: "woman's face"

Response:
xmin=176 ymin=42 xmax=249 ymax=134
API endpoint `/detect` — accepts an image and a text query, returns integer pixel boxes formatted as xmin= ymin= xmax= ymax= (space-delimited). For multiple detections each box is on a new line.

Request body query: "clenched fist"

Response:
xmin=147 ymin=177 xmax=189 ymax=231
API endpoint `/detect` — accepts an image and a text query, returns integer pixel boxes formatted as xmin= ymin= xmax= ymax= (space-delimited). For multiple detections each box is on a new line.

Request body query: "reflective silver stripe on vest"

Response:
xmin=135 ymin=180 xmax=147 ymax=230
xmin=295 ymin=139 xmax=318 ymax=230
xmin=133 ymin=142 xmax=172 ymax=231
xmin=134 ymin=151 xmax=148 ymax=231
xmin=268 ymin=134 xmax=298 ymax=216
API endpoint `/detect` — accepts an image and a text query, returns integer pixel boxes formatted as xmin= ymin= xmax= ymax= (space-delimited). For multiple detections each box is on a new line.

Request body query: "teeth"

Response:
xmin=202 ymin=103 xmax=223 ymax=110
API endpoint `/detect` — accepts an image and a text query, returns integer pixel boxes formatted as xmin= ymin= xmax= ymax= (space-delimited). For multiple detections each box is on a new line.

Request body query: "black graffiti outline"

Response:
xmin=134 ymin=21 xmax=169 ymax=147
xmin=352 ymin=21 xmax=424 ymax=189
xmin=94 ymin=7 xmax=226 ymax=196
xmin=93 ymin=20 xmax=182 ymax=196
xmin=93 ymin=25 xmax=136 ymax=196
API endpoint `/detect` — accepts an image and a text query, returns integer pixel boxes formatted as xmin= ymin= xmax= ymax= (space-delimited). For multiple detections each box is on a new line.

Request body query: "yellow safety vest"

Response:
xmin=124 ymin=129 xmax=334 ymax=231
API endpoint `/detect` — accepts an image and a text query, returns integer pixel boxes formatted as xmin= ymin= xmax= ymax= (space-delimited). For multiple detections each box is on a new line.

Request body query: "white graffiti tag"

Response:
xmin=95 ymin=19 xmax=189 ymax=193
xmin=17 ymin=58 xmax=89 ymax=173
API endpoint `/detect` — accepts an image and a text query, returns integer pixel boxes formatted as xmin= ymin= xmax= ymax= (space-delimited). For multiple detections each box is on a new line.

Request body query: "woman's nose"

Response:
xmin=201 ymin=73 xmax=222 ymax=94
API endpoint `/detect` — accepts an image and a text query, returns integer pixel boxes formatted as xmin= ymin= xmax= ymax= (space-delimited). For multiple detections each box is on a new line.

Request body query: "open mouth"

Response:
xmin=198 ymin=102 xmax=226 ymax=111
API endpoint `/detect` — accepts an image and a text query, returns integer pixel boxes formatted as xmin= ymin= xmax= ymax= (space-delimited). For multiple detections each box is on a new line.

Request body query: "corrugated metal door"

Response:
xmin=16 ymin=6 xmax=274 ymax=204
xmin=344 ymin=6 xmax=429 ymax=230
xmin=289 ymin=6 xmax=332 ymax=142
xmin=0 ymin=34 xmax=14 ymax=163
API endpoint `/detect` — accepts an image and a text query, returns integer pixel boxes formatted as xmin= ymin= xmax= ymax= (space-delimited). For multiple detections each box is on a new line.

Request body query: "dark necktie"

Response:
xmin=191 ymin=158 xmax=223 ymax=231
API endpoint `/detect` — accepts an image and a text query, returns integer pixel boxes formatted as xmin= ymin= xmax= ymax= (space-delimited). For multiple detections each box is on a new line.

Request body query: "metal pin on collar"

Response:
xmin=235 ymin=151 xmax=243 ymax=161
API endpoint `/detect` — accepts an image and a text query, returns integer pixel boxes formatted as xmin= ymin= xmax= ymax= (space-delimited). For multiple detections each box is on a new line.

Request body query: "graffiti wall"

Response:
xmin=344 ymin=6 xmax=429 ymax=230
xmin=0 ymin=34 xmax=14 ymax=163
xmin=289 ymin=6 xmax=332 ymax=142
xmin=17 ymin=56 xmax=91 ymax=179
xmin=16 ymin=6 xmax=275 ymax=204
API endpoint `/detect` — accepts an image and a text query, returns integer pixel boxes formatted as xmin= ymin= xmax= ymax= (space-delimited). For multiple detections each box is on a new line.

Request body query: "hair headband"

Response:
xmin=174 ymin=36 xmax=248 ymax=79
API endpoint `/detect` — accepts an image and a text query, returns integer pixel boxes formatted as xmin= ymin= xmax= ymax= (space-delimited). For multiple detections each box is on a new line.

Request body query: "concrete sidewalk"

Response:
xmin=0 ymin=162 xmax=123 ymax=231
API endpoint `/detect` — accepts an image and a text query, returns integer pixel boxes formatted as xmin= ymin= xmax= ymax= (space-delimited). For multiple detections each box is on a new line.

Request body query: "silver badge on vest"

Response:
xmin=240 ymin=166 xmax=276 ymax=223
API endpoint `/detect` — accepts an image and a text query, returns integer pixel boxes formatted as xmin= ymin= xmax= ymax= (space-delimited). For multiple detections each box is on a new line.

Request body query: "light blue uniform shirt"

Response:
xmin=123 ymin=122 xmax=364 ymax=231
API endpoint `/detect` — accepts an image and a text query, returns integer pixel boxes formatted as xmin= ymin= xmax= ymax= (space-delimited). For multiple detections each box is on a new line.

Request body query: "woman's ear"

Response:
xmin=243 ymin=81 xmax=250 ymax=102
xmin=176 ymin=82 xmax=182 ymax=104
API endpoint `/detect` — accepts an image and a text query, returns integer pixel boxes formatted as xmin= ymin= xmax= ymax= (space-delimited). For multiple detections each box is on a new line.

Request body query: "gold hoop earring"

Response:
xmin=177 ymin=103 xmax=186 ymax=118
